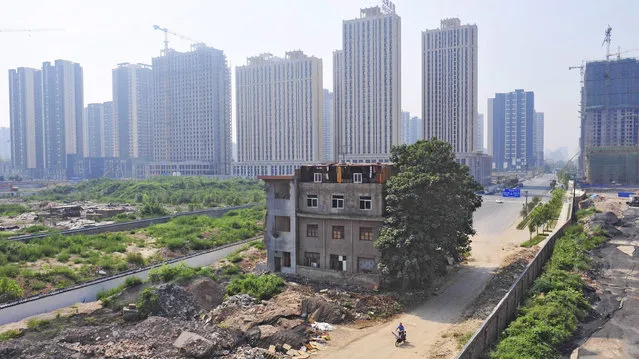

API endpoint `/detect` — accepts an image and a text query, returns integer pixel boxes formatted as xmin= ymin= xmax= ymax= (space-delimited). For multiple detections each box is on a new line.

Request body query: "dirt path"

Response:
xmin=317 ymin=200 xmax=540 ymax=359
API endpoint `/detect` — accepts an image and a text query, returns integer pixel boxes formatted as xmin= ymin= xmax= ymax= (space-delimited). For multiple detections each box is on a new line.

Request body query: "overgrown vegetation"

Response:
xmin=0 ymin=204 xmax=30 ymax=217
xmin=0 ymin=206 xmax=263 ymax=304
xmin=490 ymin=225 xmax=607 ymax=358
xmin=576 ymin=207 xmax=598 ymax=219
xmin=30 ymin=177 xmax=265 ymax=208
xmin=226 ymin=274 xmax=285 ymax=301
xmin=376 ymin=139 xmax=482 ymax=288
xmin=145 ymin=206 xmax=264 ymax=251
xmin=0 ymin=329 xmax=21 ymax=341
xmin=97 ymin=276 xmax=144 ymax=303
xmin=148 ymin=263 xmax=217 ymax=283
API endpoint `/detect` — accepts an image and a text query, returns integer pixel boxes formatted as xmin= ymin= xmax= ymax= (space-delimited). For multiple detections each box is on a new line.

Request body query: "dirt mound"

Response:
xmin=590 ymin=212 xmax=623 ymax=236
xmin=301 ymin=295 xmax=353 ymax=324
xmin=257 ymin=324 xmax=308 ymax=349
xmin=148 ymin=283 xmax=201 ymax=319
xmin=184 ymin=278 xmax=226 ymax=310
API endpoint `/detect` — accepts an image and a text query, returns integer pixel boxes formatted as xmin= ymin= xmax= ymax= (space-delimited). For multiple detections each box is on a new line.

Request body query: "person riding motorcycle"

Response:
xmin=396 ymin=322 xmax=406 ymax=341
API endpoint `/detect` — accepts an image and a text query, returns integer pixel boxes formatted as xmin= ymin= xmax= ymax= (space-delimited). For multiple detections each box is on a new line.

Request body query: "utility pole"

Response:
xmin=524 ymin=190 xmax=529 ymax=216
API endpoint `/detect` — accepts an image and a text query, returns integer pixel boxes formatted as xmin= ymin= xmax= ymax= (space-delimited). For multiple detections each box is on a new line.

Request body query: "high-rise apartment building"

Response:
xmin=113 ymin=63 xmax=152 ymax=160
xmin=335 ymin=5 xmax=401 ymax=163
xmin=0 ymin=128 xmax=11 ymax=161
xmin=151 ymin=45 xmax=231 ymax=176
xmin=581 ymin=58 xmax=639 ymax=184
xmin=323 ymin=90 xmax=334 ymax=162
xmin=84 ymin=102 xmax=114 ymax=158
xmin=234 ymin=51 xmax=323 ymax=177
xmin=489 ymin=90 xmax=535 ymax=171
xmin=477 ymin=113 xmax=484 ymax=152
xmin=533 ymin=112 xmax=544 ymax=168
xmin=401 ymin=111 xmax=410 ymax=144
xmin=9 ymin=67 xmax=43 ymax=177
xmin=42 ymin=60 xmax=84 ymax=179
xmin=422 ymin=18 xmax=478 ymax=154
xmin=400 ymin=111 xmax=422 ymax=145
xmin=332 ymin=50 xmax=344 ymax=160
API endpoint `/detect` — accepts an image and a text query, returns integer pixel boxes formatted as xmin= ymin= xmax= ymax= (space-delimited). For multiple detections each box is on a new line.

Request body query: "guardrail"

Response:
xmin=456 ymin=191 xmax=576 ymax=359
xmin=0 ymin=237 xmax=260 ymax=325
xmin=8 ymin=202 xmax=264 ymax=242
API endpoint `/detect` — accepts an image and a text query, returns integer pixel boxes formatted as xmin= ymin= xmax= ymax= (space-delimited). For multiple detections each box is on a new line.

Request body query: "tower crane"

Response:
xmin=602 ymin=25 xmax=612 ymax=61
xmin=152 ymin=25 xmax=202 ymax=55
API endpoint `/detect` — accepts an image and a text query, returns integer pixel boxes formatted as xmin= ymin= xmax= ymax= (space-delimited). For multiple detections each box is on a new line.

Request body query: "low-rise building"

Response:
xmin=259 ymin=163 xmax=396 ymax=287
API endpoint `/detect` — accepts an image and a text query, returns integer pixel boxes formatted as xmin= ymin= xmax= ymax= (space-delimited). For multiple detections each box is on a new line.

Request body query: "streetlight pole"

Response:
xmin=524 ymin=190 xmax=529 ymax=216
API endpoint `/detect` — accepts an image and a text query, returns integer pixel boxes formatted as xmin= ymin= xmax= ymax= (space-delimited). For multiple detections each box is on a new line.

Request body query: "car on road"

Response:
xmin=496 ymin=199 xmax=504 ymax=204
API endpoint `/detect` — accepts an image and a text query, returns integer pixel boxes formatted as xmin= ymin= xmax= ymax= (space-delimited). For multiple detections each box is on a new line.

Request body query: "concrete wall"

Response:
xmin=297 ymin=216 xmax=380 ymax=273
xmin=10 ymin=203 xmax=262 ymax=242
xmin=456 ymin=196 xmax=576 ymax=359
xmin=296 ymin=265 xmax=379 ymax=289
xmin=298 ymin=182 xmax=385 ymax=217
xmin=0 ymin=238 xmax=254 ymax=325
xmin=264 ymin=180 xmax=297 ymax=274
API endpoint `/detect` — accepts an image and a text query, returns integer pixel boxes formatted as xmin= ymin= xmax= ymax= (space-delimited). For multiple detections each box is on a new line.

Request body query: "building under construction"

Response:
xmin=581 ymin=58 xmax=639 ymax=184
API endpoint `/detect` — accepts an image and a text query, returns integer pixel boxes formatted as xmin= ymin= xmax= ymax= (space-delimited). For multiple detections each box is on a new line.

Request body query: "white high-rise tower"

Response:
xmin=422 ymin=18 xmax=478 ymax=154
xmin=335 ymin=4 xmax=401 ymax=163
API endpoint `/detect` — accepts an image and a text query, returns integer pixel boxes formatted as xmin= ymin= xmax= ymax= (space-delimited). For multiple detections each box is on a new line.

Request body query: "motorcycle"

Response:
xmin=392 ymin=330 xmax=407 ymax=346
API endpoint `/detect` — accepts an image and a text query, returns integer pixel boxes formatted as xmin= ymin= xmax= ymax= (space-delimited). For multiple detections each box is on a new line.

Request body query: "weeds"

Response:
xmin=226 ymin=274 xmax=285 ymax=301
xmin=0 ymin=329 xmax=21 ymax=341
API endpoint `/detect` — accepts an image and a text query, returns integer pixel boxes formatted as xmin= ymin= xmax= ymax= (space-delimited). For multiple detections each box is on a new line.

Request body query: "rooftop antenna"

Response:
xmin=602 ymin=25 xmax=612 ymax=61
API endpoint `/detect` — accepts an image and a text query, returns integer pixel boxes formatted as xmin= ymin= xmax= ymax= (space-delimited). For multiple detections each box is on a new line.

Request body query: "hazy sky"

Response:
xmin=2 ymin=0 xmax=638 ymax=154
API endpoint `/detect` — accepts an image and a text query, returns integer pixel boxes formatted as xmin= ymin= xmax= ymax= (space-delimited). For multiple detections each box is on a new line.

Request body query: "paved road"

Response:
xmin=317 ymin=177 xmax=551 ymax=358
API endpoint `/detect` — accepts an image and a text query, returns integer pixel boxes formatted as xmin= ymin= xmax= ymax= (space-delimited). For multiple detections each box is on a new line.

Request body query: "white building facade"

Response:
xmin=323 ymin=89 xmax=334 ymax=161
xmin=477 ymin=113 xmax=484 ymax=152
xmin=234 ymin=51 xmax=323 ymax=177
xmin=422 ymin=18 xmax=478 ymax=154
xmin=533 ymin=111 xmax=544 ymax=168
xmin=335 ymin=5 xmax=401 ymax=163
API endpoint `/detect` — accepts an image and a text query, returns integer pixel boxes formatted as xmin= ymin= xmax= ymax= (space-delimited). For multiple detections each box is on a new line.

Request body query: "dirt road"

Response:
xmin=318 ymin=198 xmax=533 ymax=359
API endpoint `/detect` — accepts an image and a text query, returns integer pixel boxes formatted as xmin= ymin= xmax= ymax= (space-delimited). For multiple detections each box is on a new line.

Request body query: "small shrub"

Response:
xmin=0 ymin=329 xmax=21 ymax=341
xmin=0 ymin=277 xmax=23 ymax=301
xmin=249 ymin=240 xmax=266 ymax=250
xmin=126 ymin=252 xmax=146 ymax=266
xmin=124 ymin=276 xmax=143 ymax=287
xmin=226 ymin=274 xmax=285 ymax=301
xmin=223 ymin=264 xmax=240 ymax=276
xmin=26 ymin=318 xmax=50 ymax=331
xmin=56 ymin=251 xmax=70 ymax=262
xmin=227 ymin=253 xmax=243 ymax=263
xmin=137 ymin=288 xmax=159 ymax=316
xmin=148 ymin=263 xmax=197 ymax=283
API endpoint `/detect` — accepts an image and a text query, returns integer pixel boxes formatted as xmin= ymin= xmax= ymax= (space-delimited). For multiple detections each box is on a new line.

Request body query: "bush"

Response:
xmin=520 ymin=233 xmax=548 ymax=248
xmin=26 ymin=318 xmax=50 ymax=331
xmin=56 ymin=251 xmax=70 ymax=262
xmin=0 ymin=329 xmax=21 ymax=341
xmin=137 ymin=288 xmax=159 ymax=316
xmin=227 ymin=253 xmax=243 ymax=263
xmin=223 ymin=264 xmax=240 ymax=276
xmin=148 ymin=263 xmax=198 ymax=283
xmin=226 ymin=274 xmax=285 ymax=301
xmin=126 ymin=252 xmax=146 ymax=266
xmin=0 ymin=277 xmax=23 ymax=301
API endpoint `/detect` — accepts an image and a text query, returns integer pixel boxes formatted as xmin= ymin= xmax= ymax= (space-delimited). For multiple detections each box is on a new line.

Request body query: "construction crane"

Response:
xmin=602 ymin=25 xmax=612 ymax=61
xmin=569 ymin=64 xmax=585 ymax=84
xmin=152 ymin=25 xmax=201 ymax=55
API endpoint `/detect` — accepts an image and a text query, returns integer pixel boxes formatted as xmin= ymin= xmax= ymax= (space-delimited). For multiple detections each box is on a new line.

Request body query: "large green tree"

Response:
xmin=375 ymin=139 xmax=483 ymax=288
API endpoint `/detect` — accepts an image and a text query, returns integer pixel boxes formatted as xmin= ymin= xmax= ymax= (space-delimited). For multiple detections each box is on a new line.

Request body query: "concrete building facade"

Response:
xmin=8 ymin=67 xmax=43 ymax=177
xmin=477 ymin=113 xmax=484 ymax=153
xmin=400 ymin=111 xmax=422 ymax=145
xmin=113 ymin=63 xmax=153 ymax=160
xmin=260 ymin=163 xmax=395 ymax=287
xmin=489 ymin=90 xmax=535 ymax=171
xmin=151 ymin=45 xmax=232 ymax=175
xmin=335 ymin=6 xmax=401 ymax=163
xmin=422 ymin=18 xmax=478 ymax=154
xmin=234 ymin=51 xmax=323 ymax=177
xmin=533 ymin=112 xmax=544 ymax=168
xmin=582 ymin=58 xmax=639 ymax=184
xmin=42 ymin=60 xmax=84 ymax=179
xmin=332 ymin=50 xmax=344 ymax=160
xmin=323 ymin=89 xmax=334 ymax=162
xmin=84 ymin=103 xmax=107 ymax=158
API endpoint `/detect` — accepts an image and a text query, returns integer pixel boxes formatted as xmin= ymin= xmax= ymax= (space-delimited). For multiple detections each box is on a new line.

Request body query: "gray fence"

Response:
xmin=456 ymin=195 xmax=577 ymax=359
xmin=9 ymin=202 xmax=263 ymax=242
xmin=0 ymin=237 xmax=259 ymax=325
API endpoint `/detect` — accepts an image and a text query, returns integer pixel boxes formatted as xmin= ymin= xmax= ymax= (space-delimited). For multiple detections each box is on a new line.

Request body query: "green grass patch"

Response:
xmin=97 ymin=275 xmax=144 ymax=307
xmin=0 ymin=329 xmax=21 ymax=341
xmin=26 ymin=318 xmax=51 ymax=331
xmin=226 ymin=274 xmax=285 ymax=301
xmin=520 ymin=233 xmax=548 ymax=248
xmin=29 ymin=177 xmax=265 ymax=208
xmin=576 ymin=207 xmax=598 ymax=220
xmin=0 ymin=204 xmax=30 ymax=217
xmin=490 ymin=225 xmax=607 ymax=359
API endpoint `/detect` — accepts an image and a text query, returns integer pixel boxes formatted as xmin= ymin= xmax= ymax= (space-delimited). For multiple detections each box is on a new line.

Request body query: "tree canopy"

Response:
xmin=375 ymin=139 xmax=483 ymax=288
